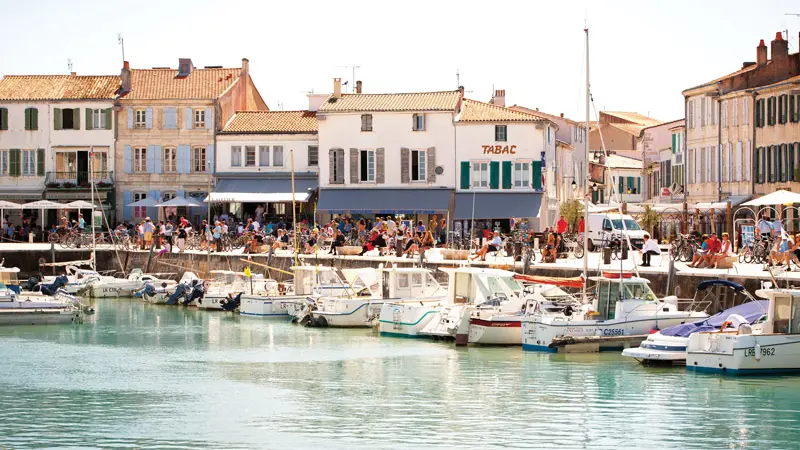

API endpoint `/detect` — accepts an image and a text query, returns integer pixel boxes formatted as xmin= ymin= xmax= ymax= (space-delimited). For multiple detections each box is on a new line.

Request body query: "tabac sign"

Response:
xmin=482 ymin=145 xmax=517 ymax=154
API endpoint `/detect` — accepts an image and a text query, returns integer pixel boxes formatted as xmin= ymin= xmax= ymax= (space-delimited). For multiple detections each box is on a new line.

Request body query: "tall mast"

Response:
xmin=583 ymin=27 xmax=590 ymax=289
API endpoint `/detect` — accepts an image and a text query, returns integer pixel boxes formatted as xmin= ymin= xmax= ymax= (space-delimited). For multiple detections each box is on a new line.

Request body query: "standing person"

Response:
xmin=557 ymin=215 xmax=568 ymax=234
xmin=757 ymin=214 xmax=773 ymax=241
xmin=255 ymin=204 xmax=264 ymax=224
xmin=578 ymin=216 xmax=585 ymax=240
xmin=78 ymin=213 xmax=86 ymax=232
xmin=164 ymin=221 xmax=174 ymax=246
xmin=638 ymin=234 xmax=661 ymax=267
xmin=177 ymin=225 xmax=187 ymax=253
xmin=772 ymin=216 xmax=784 ymax=238
xmin=142 ymin=217 xmax=155 ymax=249
xmin=213 ymin=221 xmax=222 ymax=253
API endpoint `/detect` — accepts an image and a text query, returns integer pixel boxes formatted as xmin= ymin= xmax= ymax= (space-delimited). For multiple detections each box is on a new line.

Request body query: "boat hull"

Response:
xmin=468 ymin=317 xmax=522 ymax=345
xmin=311 ymin=299 xmax=385 ymax=328
xmin=622 ymin=333 xmax=688 ymax=364
xmin=687 ymin=333 xmax=800 ymax=375
xmin=239 ymin=295 xmax=299 ymax=317
xmin=378 ymin=301 xmax=441 ymax=338
xmin=0 ymin=309 xmax=80 ymax=325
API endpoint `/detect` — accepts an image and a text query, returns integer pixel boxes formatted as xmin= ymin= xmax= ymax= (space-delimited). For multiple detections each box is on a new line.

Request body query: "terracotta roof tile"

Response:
xmin=318 ymin=91 xmax=461 ymax=112
xmin=222 ymin=110 xmax=317 ymax=133
xmin=122 ymin=67 xmax=241 ymax=100
xmin=458 ymin=99 xmax=549 ymax=123
xmin=608 ymin=122 xmax=647 ymax=136
xmin=0 ymin=75 xmax=119 ymax=101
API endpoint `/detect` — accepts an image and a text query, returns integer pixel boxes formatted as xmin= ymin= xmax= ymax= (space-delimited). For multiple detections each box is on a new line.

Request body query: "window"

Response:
xmin=514 ymin=162 xmax=530 ymax=188
xmin=61 ymin=108 xmax=74 ymax=130
xmin=273 ymin=145 xmax=284 ymax=167
xmin=0 ymin=150 xmax=7 ymax=175
xmin=135 ymin=109 xmax=147 ymax=128
xmin=359 ymin=149 xmax=375 ymax=182
xmin=231 ymin=145 xmax=242 ymax=167
xmin=495 ymin=125 xmax=507 ymax=142
xmin=721 ymin=100 xmax=728 ymax=127
xmin=134 ymin=147 xmax=147 ymax=172
xmin=472 ymin=161 xmax=489 ymax=188
xmin=743 ymin=98 xmax=749 ymax=125
xmin=245 ymin=145 xmax=256 ymax=167
xmin=192 ymin=147 xmax=207 ymax=172
xmin=259 ymin=145 xmax=269 ymax=167
xmin=194 ymin=109 xmax=206 ymax=128
xmin=331 ymin=149 xmax=344 ymax=184
xmin=163 ymin=147 xmax=177 ymax=173
xmin=410 ymin=149 xmax=427 ymax=182
xmin=412 ymin=114 xmax=425 ymax=131
xmin=21 ymin=150 xmax=35 ymax=176
xmin=308 ymin=145 xmax=318 ymax=166
xmin=133 ymin=192 xmax=147 ymax=218
xmin=361 ymin=114 xmax=373 ymax=132
xmin=92 ymin=109 xmax=106 ymax=129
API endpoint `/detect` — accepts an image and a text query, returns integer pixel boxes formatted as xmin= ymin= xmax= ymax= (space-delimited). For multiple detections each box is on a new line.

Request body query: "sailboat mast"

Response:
xmin=90 ymin=146 xmax=96 ymax=271
xmin=582 ymin=28 xmax=590 ymax=289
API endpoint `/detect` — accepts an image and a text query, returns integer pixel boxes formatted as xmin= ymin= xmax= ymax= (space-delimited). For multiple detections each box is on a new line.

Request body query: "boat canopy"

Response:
xmin=660 ymin=300 xmax=768 ymax=338
xmin=696 ymin=280 xmax=745 ymax=292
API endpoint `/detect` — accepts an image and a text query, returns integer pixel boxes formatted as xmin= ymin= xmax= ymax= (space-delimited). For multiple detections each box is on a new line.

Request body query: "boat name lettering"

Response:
xmin=744 ymin=347 xmax=775 ymax=357
xmin=565 ymin=327 xmax=592 ymax=334
xmin=602 ymin=329 xmax=624 ymax=336
xmin=482 ymin=145 xmax=517 ymax=155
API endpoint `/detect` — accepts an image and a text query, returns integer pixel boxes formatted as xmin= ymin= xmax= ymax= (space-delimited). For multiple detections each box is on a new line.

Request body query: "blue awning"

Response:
xmin=210 ymin=177 xmax=317 ymax=203
xmin=317 ymin=188 xmax=452 ymax=214
xmin=454 ymin=192 xmax=542 ymax=219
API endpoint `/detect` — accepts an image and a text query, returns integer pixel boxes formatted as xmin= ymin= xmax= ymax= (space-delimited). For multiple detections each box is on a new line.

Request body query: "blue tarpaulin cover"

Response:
xmin=660 ymin=300 xmax=769 ymax=338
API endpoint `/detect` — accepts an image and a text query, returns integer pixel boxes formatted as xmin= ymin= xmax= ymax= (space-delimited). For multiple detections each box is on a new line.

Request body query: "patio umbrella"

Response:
xmin=742 ymin=190 xmax=800 ymax=207
xmin=0 ymin=201 xmax=21 ymax=209
xmin=21 ymin=200 xmax=64 ymax=232
xmin=156 ymin=197 xmax=203 ymax=208
xmin=126 ymin=198 xmax=160 ymax=208
xmin=65 ymin=200 xmax=97 ymax=209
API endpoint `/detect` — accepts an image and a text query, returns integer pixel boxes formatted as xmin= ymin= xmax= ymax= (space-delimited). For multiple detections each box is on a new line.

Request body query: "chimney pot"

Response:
xmin=457 ymin=85 xmax=465 ymax=96
xmin=333 ymin=78 xmax=342 ymax=99
xmin=356 ymin=80 xmax=362 ymax=94
xmin=756 ymin=39 xmax=768 ymax=66
xmin=771 ymin=32 xmax=789 ymax=63
xmin=123 ymin=61 xmax=130 ymax=70
xmin=560 ymin=113 xmax=564 ymax=118
xmin=70 ymin=72 xmax=76 ymax=76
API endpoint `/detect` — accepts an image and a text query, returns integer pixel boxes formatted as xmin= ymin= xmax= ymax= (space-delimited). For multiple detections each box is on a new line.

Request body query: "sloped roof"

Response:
xmin=608 ymin=122 xmax=648 ymax=136
xmin=222 ymin=110 xmax=317 ymax=133
xmin=601 ymin=111 xmax=662 ymax=127
xmin=508 ymin=105 xmax=581 ymax=124
xmin=459 ymin=99 xmax=549 ymax=123
xmin=318 ymin=91 xmax=461 ymax=112
xmin=606 ymin=154 xmax=643 ymax=169
xmin=122 ymin=67 xmax=241 ymax=100
xmin=683 ymin=63 xmax=761 ymax=93
xmin=0 ymin=75 xmax=120 ymax=101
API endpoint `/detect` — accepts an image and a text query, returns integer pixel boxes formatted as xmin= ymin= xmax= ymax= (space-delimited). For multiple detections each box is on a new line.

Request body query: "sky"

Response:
xmin=1 ymin=0 xmax=799 ymax=122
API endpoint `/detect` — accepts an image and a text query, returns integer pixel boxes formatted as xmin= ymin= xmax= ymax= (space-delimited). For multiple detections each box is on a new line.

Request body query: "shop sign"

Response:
xmin=482 ymin=145 xmax=517 ymax=155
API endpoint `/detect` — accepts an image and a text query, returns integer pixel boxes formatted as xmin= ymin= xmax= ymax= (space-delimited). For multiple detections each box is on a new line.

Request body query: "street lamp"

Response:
xmin=571 ymin=180 xmax=577 ymax=191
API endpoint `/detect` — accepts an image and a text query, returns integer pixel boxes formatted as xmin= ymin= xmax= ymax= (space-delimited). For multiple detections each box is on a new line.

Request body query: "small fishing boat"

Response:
xmin=0 ymin=283 xmax=83 ymax=325
xmin=623 ymin=280 xmax=767 ymax=365
xmin=686 ymin=285 xmax=800 ymax=375
xmin=241 ymin=266 xmax=351 ymax=319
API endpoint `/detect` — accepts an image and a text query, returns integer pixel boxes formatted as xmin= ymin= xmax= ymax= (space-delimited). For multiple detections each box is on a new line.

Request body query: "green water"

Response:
xmin=1 ymin=299 xmax=800 ymax=449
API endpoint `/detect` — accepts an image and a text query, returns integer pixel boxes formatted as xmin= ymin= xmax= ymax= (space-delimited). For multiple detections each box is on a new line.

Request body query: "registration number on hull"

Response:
xmin=744 ymin=347 xmax=775 ymax=357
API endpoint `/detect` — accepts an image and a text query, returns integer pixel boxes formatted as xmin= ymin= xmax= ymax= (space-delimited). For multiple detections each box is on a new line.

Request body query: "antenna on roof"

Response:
xmin=67 ymin=59 xmax=73 ymax=73
xmin=117 ymin=33 xmax=125 ymax=63
xmin=456 ymin=69 xmax=460 ymax=88
xmin=338 ymin=65 xmax=361 ymax=93
xmin=277 ymin=101 xmax=284 ymax=110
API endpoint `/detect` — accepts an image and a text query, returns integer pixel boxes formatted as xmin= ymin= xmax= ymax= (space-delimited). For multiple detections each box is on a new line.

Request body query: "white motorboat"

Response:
xmin=522 ymin=273 xmax=708 ymax=353
xmin=623 ymin=280 xmax=767 ymax=365
xmin=241 ymin=266 xmax=351 ymax=319
xmin=0 ymin=283 xmax=83 ymax=325
xmin=307 ymin=267 xmax=445 ymax=328
xmin=686 ymin=285 xmax=800 ymax=375
xmin=80 ymin=269 xmax=177 ymax=298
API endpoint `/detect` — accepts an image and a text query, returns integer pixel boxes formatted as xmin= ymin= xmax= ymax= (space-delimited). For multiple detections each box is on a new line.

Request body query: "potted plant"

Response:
xmin=640 ymin=205 xmax=660 ymax=236
xmin=63 ymin=182 xmax=76 ymax=189
xmin=45 ymin=182 xmax=60 ymax=189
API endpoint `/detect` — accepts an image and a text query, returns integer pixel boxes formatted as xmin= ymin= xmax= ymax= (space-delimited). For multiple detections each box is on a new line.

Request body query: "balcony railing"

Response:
xmin=45 ymin=171 xmax=114 ymax=189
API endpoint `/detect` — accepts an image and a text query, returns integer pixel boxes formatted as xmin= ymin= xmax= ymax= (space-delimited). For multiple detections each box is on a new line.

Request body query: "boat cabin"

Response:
xmin=0 ymin=267 xmax=20 ymax=293
xmin=591 ymin=275 xmax=659 ymax=321
xmin=445 ymin=268 xmax=523 ymax=311
xmin=292 ymin=266 xmax=347 ymax=296
xmin=755 ymin=288 xmax=800 ymax=335
xmin=377 ymin=267 xmax=442 ymax=299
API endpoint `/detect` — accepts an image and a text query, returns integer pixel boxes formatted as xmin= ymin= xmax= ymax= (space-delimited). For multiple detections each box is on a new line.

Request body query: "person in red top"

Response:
xmin=557 ymin=215 xmax=568 ymax=234
xmin=577 ymin=217 xmax=585 ymax=233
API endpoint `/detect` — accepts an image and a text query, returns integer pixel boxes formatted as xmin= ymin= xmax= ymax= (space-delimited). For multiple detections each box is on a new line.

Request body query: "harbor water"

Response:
xmin=1 ymin=299 xmax=800 ymax=449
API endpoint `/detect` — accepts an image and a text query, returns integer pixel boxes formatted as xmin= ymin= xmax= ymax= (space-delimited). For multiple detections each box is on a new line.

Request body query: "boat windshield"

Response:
xmin=612 ymin=219 xmax=641 ymax=231
xmin=501 ymin=277 xmax=523 ymax=293
xmin=621 ymin=282 xmax=657 ymax=301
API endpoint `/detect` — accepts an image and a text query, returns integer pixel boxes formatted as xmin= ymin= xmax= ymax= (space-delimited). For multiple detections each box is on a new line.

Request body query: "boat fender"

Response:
xmin=754 ymin=343 xmax=762 ymax=361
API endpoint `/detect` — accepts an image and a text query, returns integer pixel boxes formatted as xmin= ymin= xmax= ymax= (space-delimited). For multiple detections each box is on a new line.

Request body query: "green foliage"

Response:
xmin=640 ymin=205 xmax=660 ymax=235
xmin=559 ymin=199 xmax=585 ymax=227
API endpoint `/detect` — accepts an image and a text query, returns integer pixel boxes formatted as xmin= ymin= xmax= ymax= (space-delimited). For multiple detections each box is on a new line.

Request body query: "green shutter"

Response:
xmin=30 ymin=108 xmax=38 ymax=130
xmin=489 ymin=161 xmax=500 ymax=189
xmin=72 ymin=107 xmax=80 ymax=130
xmin=460 ymin=161 xmax=470 ymax=189
xmin=619 ymin=177 xmax=624 ymax=195
xmin=24 ymin=108 xmax=30 ymax=130
xmin=53 ymin=108 xmax=62 ymax=130
xmin=85 ymin=108 xmax=93 ymax=130
xmin=672 ymin=133 xmax=677 ymax=154
xmin=755 ymin=147 xmax=760 ymax=183
xmin=36 ymin=148 xmax=44 ymax=176
xmin=104 ymin=108 xmax=112 ymax=130
xmin=9 ymin=149 xmax=20 ymax=177
xmin=532 ymin=161 xmax=542 ymax=190
xmin=0 ymin=108 xmax=7 ymax=130
xmin=637 ymin=177 xmax=641 ymax=194
xmin=501 ymin=161 xmax=512 ymax=189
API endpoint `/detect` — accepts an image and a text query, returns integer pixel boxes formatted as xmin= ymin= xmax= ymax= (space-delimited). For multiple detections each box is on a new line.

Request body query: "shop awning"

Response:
xmin=454 ymin=192 xmax=542 ymax=219
xmin=317 ymin=188 xmax=452 ymax=214
xmin=693 ymin=195 xmax=751 ymax=212
xmin=208 ymin=178 xmax=317 ymax=203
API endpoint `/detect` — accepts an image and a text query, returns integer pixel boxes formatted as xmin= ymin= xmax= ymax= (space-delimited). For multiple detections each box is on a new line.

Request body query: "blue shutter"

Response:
xmin=164 ymin=107 xmax=176 ymax=129
xmin=123 ymin=145 xmax=132 ymax=173
xmin=127 ymin=107 xmax=133 ymax=129
xmin=153 ymin=145 xmax=163 ymax=174
xmin=146 ymin=145 xmax=155 ymax=174
xmin=207 ymin=144 xmax=215 ymax=173
xmin=177 ymin=145 xmax=190 ymax=174
xmin=185 ymin=107 xmax=193 ymax=129
xmin=145 ymin=107 xmax=153 ymax=129
xmin=205 ymin=107 xmax=213 ymax=130
xmin=123 ymin=190 xmax=132 ymax=221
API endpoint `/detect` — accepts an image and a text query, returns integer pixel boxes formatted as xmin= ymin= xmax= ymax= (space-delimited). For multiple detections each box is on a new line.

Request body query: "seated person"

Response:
xmin=688 ymin=235 xmax=710 ymax=268
xmin=403 ymin=231 xmax=420 ymax=258
xmin=471 ymin=231 xmax=502 ymax=261
xmin=304 ymin=231 xmax=318 ymax=254
xmin=542 ymin=233 xmax=557 ymax=263
xmin=768 ymin=235 xmax=785 ymax=268
xmin=710 ymin=232 xmax=735 ymax=269
xmin=329 ymin=229 xmax=345 ymax=255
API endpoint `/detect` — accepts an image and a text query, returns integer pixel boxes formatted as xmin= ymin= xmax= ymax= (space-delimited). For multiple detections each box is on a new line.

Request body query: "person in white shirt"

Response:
xmin=638 ymin=234 xmax=661 ymax=267
xmin=386 ymin=218 xmax=396 ymax=232
xmin=471 ymin=230 xmax=503 ymax=261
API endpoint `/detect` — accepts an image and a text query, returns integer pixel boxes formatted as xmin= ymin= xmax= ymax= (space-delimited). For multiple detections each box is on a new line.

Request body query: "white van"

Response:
xmin=586 ymin=213 xmax=647 ymax=251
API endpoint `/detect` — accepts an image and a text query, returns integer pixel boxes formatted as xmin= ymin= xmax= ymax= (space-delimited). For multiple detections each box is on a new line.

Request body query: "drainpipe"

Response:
xmin=751 ymin=90 xmax=758 ymax=196
xmin=717 ymin=86 xmax=723 ymax=203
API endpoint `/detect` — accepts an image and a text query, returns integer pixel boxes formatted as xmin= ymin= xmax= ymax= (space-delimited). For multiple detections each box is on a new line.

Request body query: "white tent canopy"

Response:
xmin=157 ymin=197 xmax=204 ymax=208
xmin=742 ymin=190 xmax=800 ymax=207
xmin=22 ymin=200 xmax=64 ymax=209
xmin=64 ymin=200 xmax=97 ymax=209
xmin=0 ymin=200 xmax=22 ymax=209
xmin=127 ymin=198 xmax=159 ymax=208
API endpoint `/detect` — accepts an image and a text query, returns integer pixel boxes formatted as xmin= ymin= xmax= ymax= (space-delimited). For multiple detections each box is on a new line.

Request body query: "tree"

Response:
xmin=640 ymin=205 xmax=660 ymax=237
xmin=559 ymin=199 xmax=585 ymax=228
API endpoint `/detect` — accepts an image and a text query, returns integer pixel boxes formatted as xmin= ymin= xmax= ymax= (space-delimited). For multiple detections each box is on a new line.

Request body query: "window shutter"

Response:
xmin=153 ymin=145 xmax=163 ymax=174
xmin=31 ymin=108 xmax=38 ymax=130
xmin=85 ymin=108 xmax=93 ymax=130
xmin=0 ymin=107 xmax=7 ymax=130
xmin=145 ymin=107 xmax=153 ymax=129
xmin=147 ymin=189 xmax=160 ymax=220
xmin=400 ymin=147 xmax=410 ymax=183
xmin=146 ymin=145 xmax=155 ymax=174
xmin=349 ymin=148 xmax=359 ymax=184
xmin=105 ymin=108 xmax=112 ymax=130
xmin=754 ymin=147 xmax=760 ymax=184
xmin=53 ymin=108 xmax=62 ymax=130
xmin=127 ymin=107 xmax=134 ymax=129
xmin=9 ymin=149 xmax=20 ymax=177
xmin=123 ymin=191 xmax=132 ymax=221
xmin=790 ymin=143 xmax=796 ymax=182
xmin=207 ymin=144 xmax=215 ymax=173
xmin=205 ymin=107 xmax=213 ymax=130
xmin=376 ymin=147 xmax=385 ymax=184
xmin=124 ymin=145 xmax=132 ymax=174
xmin=335 ymin=149 xmax=345 ymax=184
xmin=185 ymin=107 xmax=193 ymax=129
xmin=163 ymin=107 xmax=176 ymax=129
xmin=767 ymin=146 xmax=773 ymax=182
xmin=177 ymin=145 xmax=190 ymax=174
xmin=70 ymin=107 xmax=79 ymax=130
xmin=36 ymin=148 xmax=44 ymax=176
xmin=532 ymin=161 xmax=542 ymax=190
xmin=427 ymin=147 xmax=436 ymax=182
xmin=619 ymin=177 xmax=624 ymax=195
xmin=637 ymin=177 xmax=641 ymax=194
xmin=460 ymin=161 xmax=470 ymax=189
xmin=501 ymin=161 xmax=512 ymax=189
xmin=672 ymin=133 xmax=676 ymax=154
xmin=328 ymin=149 xmax=336 ymax=184
xmin=489 ymin=161 xmax=500 ymax=189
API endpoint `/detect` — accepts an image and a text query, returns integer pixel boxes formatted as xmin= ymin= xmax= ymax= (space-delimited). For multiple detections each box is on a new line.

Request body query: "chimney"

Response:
xmin=457 ymin=85 xmax=465 ymax=97
xmin=356 ymin=80 xmax=362 ymax=94
xmin=560 ymin=113 xmax=564 ymax=118
xmin=771 ymin=32 xmax=789 ymax=63
xmin=333 ymin=78 xmax=342 ymax=99
xmin=177 ymin=58 xmax=194 ymax=76
xmin=120 ymin=61 xmax=131 ymax=94
xmin=490 ymin=89 xmax=506 ymax=107
xmin=70 ymin=72 xmax=76 ymax=76
xmin=239 ymin=58 xmax=249 ymax=111
xmin=757 ymin=39 xmax=768 ymax=66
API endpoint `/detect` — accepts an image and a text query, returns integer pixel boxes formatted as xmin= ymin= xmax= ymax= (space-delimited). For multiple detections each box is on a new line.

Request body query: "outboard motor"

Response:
xmin=166 ymin=282 xmax=190 ymax=305
xmin=183 ymin=283 xmax=205 ymax=306
xmin=26 ymin=276 xmax=41 ymax=291
xmin=40 ymin=275 xmax=68 ymax=296
xmin=133 ymin=283 xmax=156 ymax=298
xmin=220 ymin=292 xmax=242 ymax=312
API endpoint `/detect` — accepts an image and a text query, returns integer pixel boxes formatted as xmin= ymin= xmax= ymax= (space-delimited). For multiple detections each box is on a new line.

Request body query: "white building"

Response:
xmin=316 ymin=79 xmax=460 ymax=224
xmin=213 ymin=109 xmax=318 ymax=222
xmin=0 ymin=74 xmax=118 ymax=225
